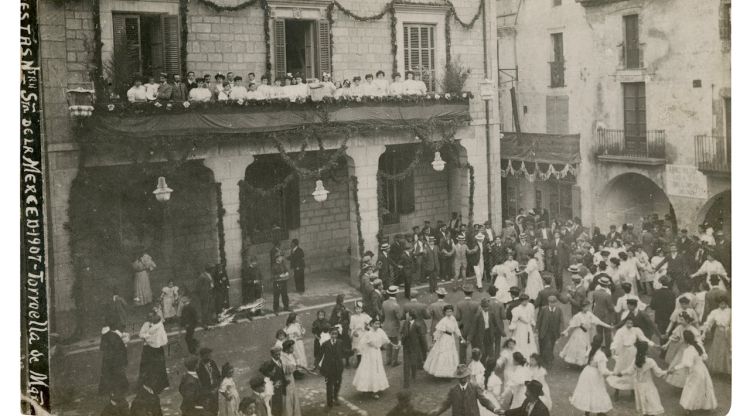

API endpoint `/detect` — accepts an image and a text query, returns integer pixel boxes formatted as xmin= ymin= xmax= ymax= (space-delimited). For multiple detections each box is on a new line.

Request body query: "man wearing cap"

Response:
xmin=320 ymin=325 xmax=347 ymax=408
xmin=591 ymin=276 xmax=616 ymax=346
xmin=429 ymin=364 xmax=501 ymax=416
xmin=423 ymin=235 xmax=441 ymax=292
xmin=456 ymin=284 xmax=479 ymax=364
xmin=536 ymin=295 xmax=563 ymax=366
xmin=453 ymin=234 xmax=470 ymax=291
xmin=271 ymin=254 xmax=290 ymax=313
xmin=503 ymin=379 xmax=550 ymax=416
xmin=259 ymin=346 xmax=286 ymax=416
xmin=428 ymin=288 xmax=449 ymax=343
xmin=180 ymin=357 xmax=209 ymax=416
xmin=382 ymin=286 xmax=403 ymax=366
xmin=378 ymin=242 xmax=395 ymax=288
xmin=244 ymin=375 xmax=270 ymax=416
xmin=504 ymin=287 xmax=522 ymax=323
xmin=197 ymin=347 xmax=221 ymax=415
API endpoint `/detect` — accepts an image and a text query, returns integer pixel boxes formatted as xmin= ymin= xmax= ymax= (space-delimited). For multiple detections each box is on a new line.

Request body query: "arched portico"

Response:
xmin=596 ymin=172 xmax=675 ymax=229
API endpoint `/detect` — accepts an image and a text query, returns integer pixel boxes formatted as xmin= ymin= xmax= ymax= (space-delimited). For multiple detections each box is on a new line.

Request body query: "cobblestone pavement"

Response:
xmin=53 ymin=279 xmax=731 ymax=416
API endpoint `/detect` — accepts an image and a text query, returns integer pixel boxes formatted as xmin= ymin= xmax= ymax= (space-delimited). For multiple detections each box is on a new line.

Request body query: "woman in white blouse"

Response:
xmin=702 ymin=296 xmax=731 ymax=374
xmin=138 ymin=311 xmax=169 ymax=393
xmin=690 ymin=250 xmax=729 ymax=291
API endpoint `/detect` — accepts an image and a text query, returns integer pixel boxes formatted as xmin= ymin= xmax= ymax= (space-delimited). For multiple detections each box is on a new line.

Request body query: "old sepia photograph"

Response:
xmin=20 ymin=0 xmax=733 ymax=414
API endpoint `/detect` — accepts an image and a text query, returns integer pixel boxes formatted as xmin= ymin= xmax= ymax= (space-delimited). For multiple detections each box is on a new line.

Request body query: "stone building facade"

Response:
xmin=496 ymin=0 xmax=730 ymax=233
xmin=39 ymin=0 xmax=501 ymax=336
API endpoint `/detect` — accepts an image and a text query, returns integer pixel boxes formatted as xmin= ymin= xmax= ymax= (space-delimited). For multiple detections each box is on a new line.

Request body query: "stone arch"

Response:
xmin=597 ymin=172 xmax=674 ymax=229
xmin=697 ymin=190 xmax=731 ymax=237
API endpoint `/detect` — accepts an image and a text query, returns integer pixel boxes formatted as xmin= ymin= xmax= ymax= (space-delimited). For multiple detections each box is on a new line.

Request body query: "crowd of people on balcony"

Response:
xmin=125 ymin=70 xmax=431 ymax=104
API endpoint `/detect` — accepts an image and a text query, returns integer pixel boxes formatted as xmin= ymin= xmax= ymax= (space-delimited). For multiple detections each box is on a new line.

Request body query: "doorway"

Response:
xmin=285 ymin=20 xmax=315 ymax=79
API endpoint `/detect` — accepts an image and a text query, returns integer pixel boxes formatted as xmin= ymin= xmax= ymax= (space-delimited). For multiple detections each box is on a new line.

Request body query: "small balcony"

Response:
xmin=695 ymin=135 xmax=730 ymax=174
xmin=619 ymin=42 xmax=645 ymax=70
xmin=549 ymin=61 xmax=565 ymax=88
xmin=596 ymin=128 xmax=666 ymax=165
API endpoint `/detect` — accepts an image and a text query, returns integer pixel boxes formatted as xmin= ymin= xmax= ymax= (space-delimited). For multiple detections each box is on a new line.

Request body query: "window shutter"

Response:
xmin=558 ymin=96 xmax=569 ymax=134
xmin=284 ymin=176 xmax=300 ymax=230
xmin=161 ymin=14 xmax=181 ymax=76
xmin=317 ymin=20 xmax=331 ymax=77
xmin=274 ymin=20 xmax=287 ymax=80
xmin=112 ymin=14 xmax=142 ymax=76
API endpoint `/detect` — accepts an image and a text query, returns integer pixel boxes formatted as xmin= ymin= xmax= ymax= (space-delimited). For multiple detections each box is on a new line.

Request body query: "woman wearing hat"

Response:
xmin=509 ymin=294 xmax=537 ymax=359
xmin=560 ymin=300 xmax=613 ymax=366
xmin=352 ymin=318 xmax=390 ymax=398
xmin=349 ymin=301 xmax=372 ymax=365
xmin=423 ymin=304 xmax=463 ymax=378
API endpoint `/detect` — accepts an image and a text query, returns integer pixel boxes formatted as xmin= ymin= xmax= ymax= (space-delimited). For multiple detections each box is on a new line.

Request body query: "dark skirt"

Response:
xmin=98 ymin=364 xmax=129 ymax=397
xmin=138 ymin=345 xmax=169 ymax=394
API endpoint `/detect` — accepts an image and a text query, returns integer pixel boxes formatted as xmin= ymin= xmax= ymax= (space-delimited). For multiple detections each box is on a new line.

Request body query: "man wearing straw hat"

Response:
xmin=429 ymin=364 xmax=501 ymax=415
xmin=383 ymin=286 xmax=404 ymax=366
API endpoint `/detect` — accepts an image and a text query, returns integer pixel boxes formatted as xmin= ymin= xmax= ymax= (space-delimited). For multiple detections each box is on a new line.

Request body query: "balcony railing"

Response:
xmin=549 ymin=61 xmax=565 ymax=88
xmin=695 ymin=135 xmax=730 ymax=174
xmin=619 ymin=42 xmax=645 ymax=69
xmin=596 ymin=128 xmax=666 ymax=164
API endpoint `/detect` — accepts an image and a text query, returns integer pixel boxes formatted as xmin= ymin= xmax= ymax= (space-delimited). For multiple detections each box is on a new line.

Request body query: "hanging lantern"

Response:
xmin=65 ymin=87 xmax=96 ymax=118
xmin=153 ymin=176 xmax=173 ymax=203
xmin=312 ymin=179 xmax=329 ymax=202
xmin=431 ymin=151 xmax=446 ymax=172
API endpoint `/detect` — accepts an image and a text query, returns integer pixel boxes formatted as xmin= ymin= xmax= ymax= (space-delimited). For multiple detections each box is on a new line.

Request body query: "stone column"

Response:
xmin=463 ymin=132 xmax=490 ymax=225
xmin=204 ymin=154 xmax=255 ymax=306
xmin=346 ymin=144 xmax=385 ymax=285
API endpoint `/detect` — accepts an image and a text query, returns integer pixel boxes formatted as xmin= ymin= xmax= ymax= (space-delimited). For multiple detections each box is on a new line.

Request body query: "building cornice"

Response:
xmin=576 ymin=0 xmax=628 ymax=7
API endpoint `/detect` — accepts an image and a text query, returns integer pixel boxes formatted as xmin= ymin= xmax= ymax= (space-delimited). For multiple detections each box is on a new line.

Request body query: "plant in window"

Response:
xmin=441 ymin=60 xmax=470 ymax=95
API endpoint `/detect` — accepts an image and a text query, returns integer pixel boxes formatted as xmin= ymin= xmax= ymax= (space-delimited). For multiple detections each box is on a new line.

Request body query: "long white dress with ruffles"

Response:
xmin=423 ymin=316 xmax=461 ymax=378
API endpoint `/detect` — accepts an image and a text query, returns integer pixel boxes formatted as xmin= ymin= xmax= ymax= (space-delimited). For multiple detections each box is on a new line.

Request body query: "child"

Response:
xmin=160 ymin=280 xmax=179 ymax=323
xmin=349 ymin=76 xmax=363 ymax=97
xmin=273 ymin=329 xmax=288 ymax=350
xmin=467 ymin=348 xmax=485 ymax=387
xmin=218 ymin=362 xmax=240 ymax=416
xmin=528 ymin=353 xmax=552 ymax=410
xmin=616 ymin=341 xmax=667 ymax=416
xmin=349 ymin=301 xmax=372 ymax=365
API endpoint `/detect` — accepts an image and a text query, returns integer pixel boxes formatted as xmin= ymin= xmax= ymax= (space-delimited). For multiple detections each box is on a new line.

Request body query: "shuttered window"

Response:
xmin=112 ymin=12 xmax=181 ymax=78
xmin=623 ymin=82 xmax=647 ymax=153
xmin=623 ymin=15 xmax=641 ymax=69
xmin=546 ymin=95 xmax=569 ymax=134
xmin=550 ymin=33 xmax=564 ymax=88
xmin=316 ymin=20 xmax=331 ymax=77
xmin=273 ymin=20 xmax=287 ymax=80
xmin=403 ymin=24 xmax=436 ymax=91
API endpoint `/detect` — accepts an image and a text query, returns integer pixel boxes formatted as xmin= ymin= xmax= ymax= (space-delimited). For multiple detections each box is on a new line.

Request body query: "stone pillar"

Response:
xmin=346 ymin=144 xmax=385 ymax=285
xmin=204 ymin=154 xmax=255 ymax=306
xmin=463 ymin=133 xmax=490 ymax=225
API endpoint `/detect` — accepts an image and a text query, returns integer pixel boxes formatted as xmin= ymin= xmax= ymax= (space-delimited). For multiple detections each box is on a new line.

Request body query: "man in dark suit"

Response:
xmin=606 ymin=224 xmax=621 ymax=243
xmin=550 ymin=231 xmax=569 ymax=291
xmin=320 ymin=326 xmax=347 ymax=408
xmin=472 ymin=298 xmax=502 ymax=359
xmin=504 ymin=380 xmax=550 ymax=416
xmin=99 ymin=322 xmax=129 ymax=398
xmin=241 ymin=256 xmax=263 ymax=304
xmin=456 ymin=284 xmax=480 ymax=364
xmin=129 ymin=377 xmax=163 ymax=416
xmin=536 ymin=295 xmax=563 ymax=366
xmin=382 ymin=286 xmax=404 ymax=366
xmin=618 ymin=298 xmax=660 ymax=341
xmin=195 ymin=265 xmax=215 ymax=329
xmin=591 ymin=276 xmax=616 ymax=346
xmin=401 ymin=310 xmax=428 ymax=388
xmin=196 ymin=348 xmax=221 ymax=416
xmin=259 ymin=346 xmax=286 ymax=416
xmin=402 ymin=292 xmax=430 ymax=336
xmin=485 ymin=286 xmax=506 ymax=358
xmin=665 ymin=243 xmax=690 ymax=284
xmin=649 ymin=276 xmax=676 ymax=334
xmin=504 ymin=287 xmax=522 ymax=323
xmin=244 ymin=376 xmax=270 ymax=416
xmin=378 ymin=242 xmax=395 ymax=288
xmin=179 ymin=357 xmax=209 ymax=416
xmin=400 ymin=249 xmax=417 ymax=299
xmin=180 ymin=295 xmax=199 ymax=354
xmin=534 ymin=275 xmax=558 ymax=308
xmin=288 ymin=238 xmax=305 ymax=293
xmin=430 ymin=364 xmax=500 ymax=416
xmin=439 ymin=231 xmax=456 ymax=282
xmin=423 ymin=236 xmax=441 ymax=292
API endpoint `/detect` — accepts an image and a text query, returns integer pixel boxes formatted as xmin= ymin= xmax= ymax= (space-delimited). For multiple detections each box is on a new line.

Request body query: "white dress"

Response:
xmin=673 ymin=345 xmax=718 ymax=410
xmin=524 ymin=258 xmax=544 ymax=301
xmin=502 ymin=260 xmax=519 ymax=288
xmin=160 ymin=286 xmax=179 ymax=319
xmin=284 ymin=323 xmax=308 ymax=369
xmin=500 ymin=365 xmax=531 ymax=409
xmin=424 ymin=316 xmax=461 ymax=377
xmin=695 ymin=260 xmax=729 ymax=291
xmin=509 ymin=303 xmax=537 ymax=359
xmin=529 ymin=366 xmax=552 ymax=410
xmin=479 ymin=373 xmax=503 ymax=416
xmin=349 ymin=312 xmax=372 ymax=355
xmin=498 ymin=348 xmax=517 ymax=384
xmin=352 ymin=329 xmax=390 ymax=392
xmin=570 ymin=350 xmax=613 ymax=413
xmin=621 ymin=358 xmax=666 ymax=415
xmin=560 ymin=311 xmax=608 ymax=365
xmin=607 ymin=326 xmax=652 ymax=390
xmin=133 ymin=254 xmax=156 ymax=306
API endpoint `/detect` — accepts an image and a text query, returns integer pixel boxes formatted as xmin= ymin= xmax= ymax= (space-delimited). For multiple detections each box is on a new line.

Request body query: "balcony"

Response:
xmin=596 ymin=128 xmax=666 ymax=165
xmin=619 ymin=43 xmax=645 ymax=70
xmin=695 ymin=135 xmax=730 ymax=174
xmin=549 ymin=61 xmax=565 ymax=88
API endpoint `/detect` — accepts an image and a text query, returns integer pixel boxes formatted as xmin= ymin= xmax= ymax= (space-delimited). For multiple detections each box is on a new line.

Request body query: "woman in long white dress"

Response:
xmin=570 ymin=335 xmax=614 ymax=415
xmin=669 ymin=330 xmax=718 ymax=412
xmin=528 ymin=353 xmax=552 ymax=411
xmin=509 ymin=295 xmax=537 ymax=358
xmin=607 ymin=318 xmax=656 ymax=397
xmin=499 ymin=352 xmax=531 ymax=410
xmin=664 ymin=309 xmax=702 ymax=388
xmin=160 ymin=280 xmax=179 ymax=321
xmin=523 ymin=255 xmax=544 ymax=302
xmin=702 ymin=298 xmax=731 ymax=374
xmin=349 ymin=301 xmax=372 ymax=366
xmin=616 ymin=340 xmax=668 ymax=416
xmin=280 ymin=340 xmax=303 ymax=416
xmin=352 ymin=319 xmax=390 ymax=398
xmin=284 ymin=313 xmax=308 ymax=370
xmin=560 ymin=301 xmax=613 ymax=366
xmin=497 ymin=338 xmax=517 ymax=384
xmin=690 ymin=251 xmax=730 ymax=292
xmin=133 ymin=251 xmax=156 ymax=306
xmin=502 ymin=256 xmax=519 ymax=289
xmin=424 ymin=304 xmax=463 ymax=378
xmin=479 ymin=359 xmax=503 ymax=416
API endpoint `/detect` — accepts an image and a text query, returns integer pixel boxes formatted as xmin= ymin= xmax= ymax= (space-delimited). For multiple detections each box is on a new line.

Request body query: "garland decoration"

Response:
xmin=331 ymin=0 xmax=392 ymax=21
xmin=326 ymin=3 xmax=335 ymax=76
xmin=261 ymin=0 xmax=271 ymax=73
xmin=271 ymin=131 xmax=350 ymax=179
xmin=467 ymin=163 xmax=475 ymax=222
xmin=500 ymin=159 xmax=578 ymax=182
xmin=91 ymin=0 xmax=103 ymax=96
xmin=448 ymin=0 xmax=485 ymax=29
xmin=350 ymin=175 xmax=366 ymax=257
xmin=215 ymin=181 xmax=227 ymax=268
xmin=390 ymin=4 xmax=398 ymax=77
xmin=194 ymin=0 xmax=260 ymax=12
xmin=445 ymin=10 xmax=452 ymax=66
xmin=238 ymin=172 xmax=299 ymax=197
xmin=180 ymin=0 xmax=189 ymax=75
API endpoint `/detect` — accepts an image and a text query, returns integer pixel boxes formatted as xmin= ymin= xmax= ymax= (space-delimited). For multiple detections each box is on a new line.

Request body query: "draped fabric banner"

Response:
xmin=85 ymin=102 xmax=471 ymax=140
xmin=500 ymin=159 xmax=578 ymax=182
xmin=499 ymin=132 xmax=581 ymax=182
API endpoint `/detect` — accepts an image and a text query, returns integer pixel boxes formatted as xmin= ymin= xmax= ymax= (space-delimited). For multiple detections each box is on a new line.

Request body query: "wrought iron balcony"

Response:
xmin=596 ymin=128 xmax=666 ymax=165
xmin=619 ymin=42 xmax=645 ymax=70
xmin=695 ymin=135 xmax=730 ymax=174
xmin=549 ymin=61 xmax=565 ymax=88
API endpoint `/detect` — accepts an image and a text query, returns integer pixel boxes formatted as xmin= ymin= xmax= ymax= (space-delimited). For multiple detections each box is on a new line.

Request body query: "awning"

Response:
xmin=83 ymin=102 xmax=471 ymax=140
xmin=500 ymin=132 xmax=581 ymax=165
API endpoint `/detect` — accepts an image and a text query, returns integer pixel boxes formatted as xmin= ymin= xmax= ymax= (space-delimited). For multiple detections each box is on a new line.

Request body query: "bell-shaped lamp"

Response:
xmin=153 ymin=176 xmax=173 ymax=203
xmin=312 ymin=179 xmax=329 ymax=202
xmin=432 ymin=151 xmax=446 ymax=172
